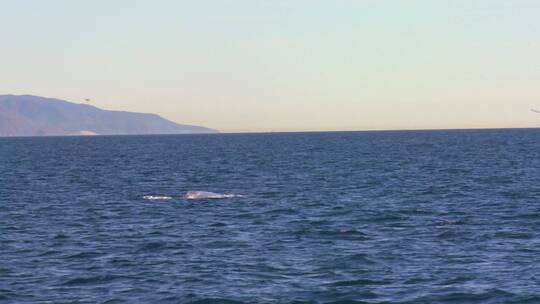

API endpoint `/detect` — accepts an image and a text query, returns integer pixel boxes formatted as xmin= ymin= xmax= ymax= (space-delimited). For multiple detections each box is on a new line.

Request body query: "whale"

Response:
xmin=142 ymin=191 xmax=242 ymax=201
xmin=183 ymin=191 xmax=242 ymax=200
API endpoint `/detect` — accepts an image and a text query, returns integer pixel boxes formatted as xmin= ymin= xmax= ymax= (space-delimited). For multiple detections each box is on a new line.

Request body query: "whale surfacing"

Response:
xmin=183 ymin=191 xmax=242 ymax=200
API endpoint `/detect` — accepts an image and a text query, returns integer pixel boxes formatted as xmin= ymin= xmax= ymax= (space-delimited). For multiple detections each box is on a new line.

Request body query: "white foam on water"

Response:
xmin=142 ymin=195 xmax=173 ymax=200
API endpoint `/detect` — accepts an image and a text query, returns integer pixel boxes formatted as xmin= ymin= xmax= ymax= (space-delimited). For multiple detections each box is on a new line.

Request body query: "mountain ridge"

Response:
xmin=0 ymin=94 xmax=218 ymax=137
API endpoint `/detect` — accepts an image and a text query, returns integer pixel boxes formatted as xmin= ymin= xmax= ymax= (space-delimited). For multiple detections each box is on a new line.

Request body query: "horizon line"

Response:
xmin=1 ymin=126 xmax=539 ymax=139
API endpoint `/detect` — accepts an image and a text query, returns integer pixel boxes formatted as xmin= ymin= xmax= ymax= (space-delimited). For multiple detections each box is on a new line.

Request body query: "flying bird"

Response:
xmin=84 ymin=98 xmax=91 ymax=102
xmin=531 ymin=109 xmax=540 ymax=114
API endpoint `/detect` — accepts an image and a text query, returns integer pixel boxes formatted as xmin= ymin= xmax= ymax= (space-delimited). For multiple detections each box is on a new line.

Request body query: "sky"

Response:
xmin=1 ymin=0 xmax=539 ymax=132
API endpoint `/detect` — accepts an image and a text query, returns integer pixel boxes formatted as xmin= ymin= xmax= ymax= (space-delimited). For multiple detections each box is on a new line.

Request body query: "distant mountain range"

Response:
xmin=0 ymin=95 xmax=218 ymax=137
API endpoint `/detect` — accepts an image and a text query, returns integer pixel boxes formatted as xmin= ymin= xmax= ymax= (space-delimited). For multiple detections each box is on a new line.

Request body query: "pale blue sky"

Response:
xmin=1 ymin=0 xmax=539 ymax=132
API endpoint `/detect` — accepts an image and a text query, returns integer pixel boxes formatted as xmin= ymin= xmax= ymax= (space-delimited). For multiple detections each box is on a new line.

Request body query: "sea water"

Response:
xmin=1 ymin=129 xmax=540 ymax=303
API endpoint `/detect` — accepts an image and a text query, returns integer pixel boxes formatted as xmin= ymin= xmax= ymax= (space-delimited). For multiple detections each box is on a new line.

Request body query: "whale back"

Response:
xmin=183 ymin=191 xmax=241 ymax=200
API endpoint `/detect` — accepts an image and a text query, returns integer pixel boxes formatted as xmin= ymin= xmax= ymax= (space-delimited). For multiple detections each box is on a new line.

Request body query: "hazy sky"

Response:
xmin=1 ymin=0 xmax=539 ymax=132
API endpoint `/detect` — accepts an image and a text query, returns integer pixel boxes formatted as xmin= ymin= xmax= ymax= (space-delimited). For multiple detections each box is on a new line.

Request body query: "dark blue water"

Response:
xmin=2 ymin=129 xmax=540 ymax=303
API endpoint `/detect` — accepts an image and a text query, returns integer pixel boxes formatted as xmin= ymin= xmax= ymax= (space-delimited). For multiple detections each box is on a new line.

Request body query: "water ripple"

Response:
xmin=1 ymin=130 xmax=540 ymax=303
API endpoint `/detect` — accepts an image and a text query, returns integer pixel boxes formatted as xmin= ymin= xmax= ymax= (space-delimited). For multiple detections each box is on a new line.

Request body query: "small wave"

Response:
xmin=53 ymin=233 xmax=68 ymax=239
xmin=137 ymin=241 xmax=168 ymax=252
xmin=435 ymin=219 xmax=465 ymax=226
xmin=187 ymin=299 xmax=246 ymax=304
xmin=328 ymin=278 xmax=390 ymax=287
xmin=493 ymin=230 xmax=533 ymax=239
xmin=143 ymin=195 xmax=173 ymax=200
xmin=36 ymin=250 xmax=60 ymax=257
xmin=313 ymin=228 xmax=369 ymax=241
xmin=61 ymin=275 xmax=116 ymax=286
xmin=413 ymin=289 xmax=515 ymax=303
xmin=65 ymin=251 xmax=103 ymax=259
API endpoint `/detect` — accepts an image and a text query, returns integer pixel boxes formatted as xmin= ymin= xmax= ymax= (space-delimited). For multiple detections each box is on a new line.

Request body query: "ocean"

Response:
xmin=1 ymin=129 xmax=540 ymax=303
